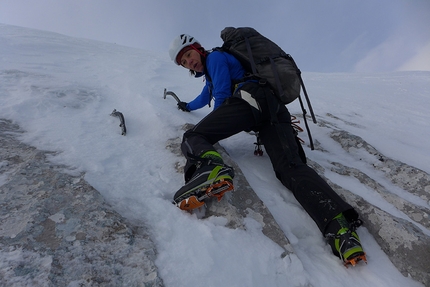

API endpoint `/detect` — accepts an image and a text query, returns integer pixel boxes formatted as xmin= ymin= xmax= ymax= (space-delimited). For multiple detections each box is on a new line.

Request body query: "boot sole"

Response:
xmin=175 ymin=179 xmax=234 ymax=211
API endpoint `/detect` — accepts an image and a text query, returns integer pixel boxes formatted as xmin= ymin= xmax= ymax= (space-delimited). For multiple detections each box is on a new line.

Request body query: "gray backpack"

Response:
xmin=220 ymin=27 xmax=300 ymax=105
xmin=220 ymin=27 xmax=317 ymax=149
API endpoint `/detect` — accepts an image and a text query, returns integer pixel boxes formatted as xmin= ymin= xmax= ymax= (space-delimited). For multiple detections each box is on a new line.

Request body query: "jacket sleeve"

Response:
xmin=186 ymin=52 xmax=242 ymax=111
xmin=186 ymin=84 xmax=211 ymax=111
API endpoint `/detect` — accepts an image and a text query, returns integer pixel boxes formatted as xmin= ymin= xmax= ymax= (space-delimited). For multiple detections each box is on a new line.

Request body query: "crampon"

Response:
xmin=176 ymin=179 xmax=234 ymax=211
xmin=344 ymin=252 xmax=367 ymax=267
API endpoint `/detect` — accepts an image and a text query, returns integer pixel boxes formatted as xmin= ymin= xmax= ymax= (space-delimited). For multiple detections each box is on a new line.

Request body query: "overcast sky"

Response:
xmin=1 ymin=0 xmax=429 ymax=72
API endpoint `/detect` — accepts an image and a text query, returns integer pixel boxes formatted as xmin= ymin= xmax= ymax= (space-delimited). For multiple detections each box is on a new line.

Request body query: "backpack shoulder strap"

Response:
xmin=244 ymin=37 xmax=257 ymax=74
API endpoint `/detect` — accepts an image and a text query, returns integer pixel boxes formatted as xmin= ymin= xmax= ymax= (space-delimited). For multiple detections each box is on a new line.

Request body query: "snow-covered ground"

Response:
xmin=1 ymin=24 xmax=429 ymax=287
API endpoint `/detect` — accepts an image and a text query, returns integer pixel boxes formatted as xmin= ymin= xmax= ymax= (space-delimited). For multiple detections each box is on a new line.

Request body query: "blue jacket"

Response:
xmin=186 ymin=51 xmax=245 ymax=111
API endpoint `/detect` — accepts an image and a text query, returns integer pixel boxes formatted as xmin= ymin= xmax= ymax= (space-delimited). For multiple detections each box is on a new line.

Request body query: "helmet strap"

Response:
xmin=190 ymin=44 xmax=206 ymax=58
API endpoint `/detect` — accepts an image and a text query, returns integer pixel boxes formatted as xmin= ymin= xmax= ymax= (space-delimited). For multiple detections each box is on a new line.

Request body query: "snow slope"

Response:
xmin=1 ymin=24 xmax=429 ymax=287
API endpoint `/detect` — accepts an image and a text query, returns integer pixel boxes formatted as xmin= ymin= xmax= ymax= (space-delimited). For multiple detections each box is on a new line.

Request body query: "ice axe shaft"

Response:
xmin=163 ymin=88 xmax=181 ymax=103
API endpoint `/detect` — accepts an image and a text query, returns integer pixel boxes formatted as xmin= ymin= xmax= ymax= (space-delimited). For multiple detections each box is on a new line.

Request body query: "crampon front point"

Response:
xmin=176 ymin=179 xmax=234 ymax=211
xmin=344 ymin=252 xmax=367 ymax=267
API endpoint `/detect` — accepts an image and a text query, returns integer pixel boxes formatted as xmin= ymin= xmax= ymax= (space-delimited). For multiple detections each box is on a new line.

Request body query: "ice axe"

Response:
xmin=110 ymin=109 xmax=127 ymax=136
xmin=163 ymin=88 xmax=181 ymax=103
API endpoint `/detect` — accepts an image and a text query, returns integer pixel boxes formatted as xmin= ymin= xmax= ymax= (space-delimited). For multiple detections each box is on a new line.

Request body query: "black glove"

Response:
xmin=177 ymin=101 xmax=190 ymax=112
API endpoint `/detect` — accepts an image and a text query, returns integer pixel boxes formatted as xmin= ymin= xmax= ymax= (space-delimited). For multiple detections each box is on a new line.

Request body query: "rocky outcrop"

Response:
xmin=309 ymin=117 xmax=430 ymax=286
xmin=0 ymin=119 xmax=163 ymax=287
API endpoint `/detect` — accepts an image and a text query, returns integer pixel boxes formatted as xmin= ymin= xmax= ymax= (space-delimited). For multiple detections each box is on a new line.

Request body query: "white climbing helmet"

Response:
xmin=169 ymin=34 xmax=201 ymax=65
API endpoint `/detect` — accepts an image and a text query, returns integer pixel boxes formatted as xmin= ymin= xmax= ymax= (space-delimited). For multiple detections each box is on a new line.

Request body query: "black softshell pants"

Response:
xmin=181 ymin=82 xmax=358 ymax=234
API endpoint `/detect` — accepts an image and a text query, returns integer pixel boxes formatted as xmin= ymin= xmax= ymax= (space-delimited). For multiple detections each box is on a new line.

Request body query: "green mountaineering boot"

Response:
xmin=325 ymin=213 xmax=367 ymax=267
xmin=173 ymin=151 xmax=234 ymax=211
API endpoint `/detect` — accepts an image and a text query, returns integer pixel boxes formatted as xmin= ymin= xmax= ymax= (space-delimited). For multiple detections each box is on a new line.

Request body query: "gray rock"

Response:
xmin=0 ymin=119 xmax=163 ymax=287
xmin=309 ymin=117 xmax=430 ymax=286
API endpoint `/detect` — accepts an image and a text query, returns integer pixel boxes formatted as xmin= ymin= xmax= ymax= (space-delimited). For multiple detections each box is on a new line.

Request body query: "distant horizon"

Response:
xmin=1 ymin=0 xmax=429 ymax=73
